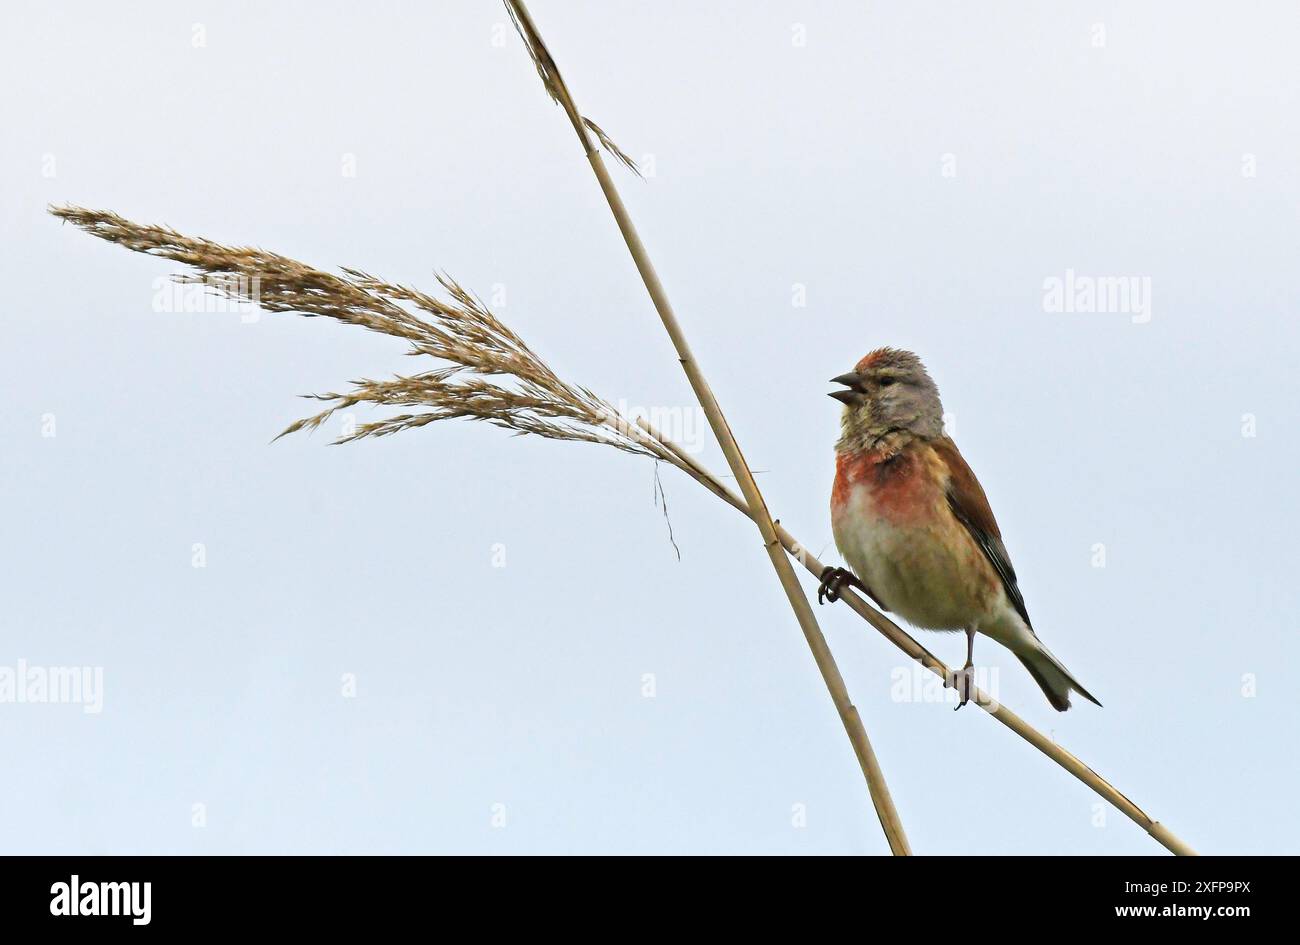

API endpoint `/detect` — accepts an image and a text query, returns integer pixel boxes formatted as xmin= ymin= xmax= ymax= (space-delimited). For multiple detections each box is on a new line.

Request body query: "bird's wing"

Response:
xmin=932 ymin=436 xmax=1034 ymax=632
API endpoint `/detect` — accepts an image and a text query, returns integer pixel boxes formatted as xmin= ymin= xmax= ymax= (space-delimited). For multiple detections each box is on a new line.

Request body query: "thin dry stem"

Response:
xmin=502 ymin=0 xmax=911 ymax=855
xmin=505 ymin=2 xmax=641 ymax=177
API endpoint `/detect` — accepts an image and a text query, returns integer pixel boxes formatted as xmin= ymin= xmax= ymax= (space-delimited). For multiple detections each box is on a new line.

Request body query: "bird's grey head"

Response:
xmin=830 ymin=348 xmax=945 ymax=451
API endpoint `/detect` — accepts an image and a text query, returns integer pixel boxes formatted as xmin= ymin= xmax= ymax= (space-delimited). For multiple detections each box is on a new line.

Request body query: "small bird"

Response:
xmin=822 ymin=348 xmax=1100 ymax=712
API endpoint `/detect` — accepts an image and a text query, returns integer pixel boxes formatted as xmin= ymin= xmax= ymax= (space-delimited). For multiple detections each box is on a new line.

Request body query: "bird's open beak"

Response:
xmin=829 ymin=372 xmax=866 ymax=405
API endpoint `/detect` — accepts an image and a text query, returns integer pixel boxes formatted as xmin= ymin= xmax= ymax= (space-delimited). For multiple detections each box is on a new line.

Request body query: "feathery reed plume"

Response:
xmin=50 ymin=204 xmax=1194 ymax=855
xmin=50 ymin=206 xmax=663 ymax=456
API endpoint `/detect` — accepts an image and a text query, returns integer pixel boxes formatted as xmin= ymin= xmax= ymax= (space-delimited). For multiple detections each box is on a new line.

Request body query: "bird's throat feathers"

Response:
xmin=836 ymin=412 xmax=920 ymax=457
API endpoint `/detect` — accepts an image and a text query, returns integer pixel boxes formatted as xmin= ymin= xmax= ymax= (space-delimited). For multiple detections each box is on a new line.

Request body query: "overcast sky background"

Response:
xmin=2 ymin=1 xmax=1296 ymax=855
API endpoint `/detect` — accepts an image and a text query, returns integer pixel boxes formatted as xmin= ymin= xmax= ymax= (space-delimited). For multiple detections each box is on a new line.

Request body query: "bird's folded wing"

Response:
xmin=933 ymin=436 xmax=1034 ymax=631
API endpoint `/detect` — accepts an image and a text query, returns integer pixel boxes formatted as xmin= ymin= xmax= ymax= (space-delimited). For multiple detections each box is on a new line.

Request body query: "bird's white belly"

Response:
xmin=832 ymin=482 xmax=997 ymax=631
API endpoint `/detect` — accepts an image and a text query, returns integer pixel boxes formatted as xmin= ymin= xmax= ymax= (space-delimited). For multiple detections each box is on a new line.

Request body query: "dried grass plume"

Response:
xmin=49 ymin=205 xmax=667 ymax=459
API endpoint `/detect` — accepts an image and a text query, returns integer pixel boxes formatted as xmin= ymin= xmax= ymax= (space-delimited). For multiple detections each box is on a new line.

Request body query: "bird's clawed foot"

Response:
xmin=816 ymin=565 xmax=887 ymax=610
xmin=947 ymin=663 xmax=976 ymax=710
xmin=818 ymin=566 xmax=855 ymax=604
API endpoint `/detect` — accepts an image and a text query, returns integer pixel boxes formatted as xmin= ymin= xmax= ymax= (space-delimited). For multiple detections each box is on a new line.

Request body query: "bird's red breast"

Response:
xmin=832 ymin=443 xmax=939 ymax=527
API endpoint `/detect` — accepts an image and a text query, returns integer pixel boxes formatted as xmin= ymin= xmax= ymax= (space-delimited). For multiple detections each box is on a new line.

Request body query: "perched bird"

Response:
xmin=821 ymin=348 xmax=1100 ymax=712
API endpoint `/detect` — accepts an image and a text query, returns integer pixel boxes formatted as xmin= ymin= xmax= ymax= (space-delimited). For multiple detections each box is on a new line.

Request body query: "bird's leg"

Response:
xmin=948 ymin=627 xmax=978 ymax=710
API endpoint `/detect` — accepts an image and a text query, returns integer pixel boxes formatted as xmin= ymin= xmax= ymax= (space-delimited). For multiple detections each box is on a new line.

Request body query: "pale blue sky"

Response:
xmin=2 ymin=1 xmax=1296 ymax=854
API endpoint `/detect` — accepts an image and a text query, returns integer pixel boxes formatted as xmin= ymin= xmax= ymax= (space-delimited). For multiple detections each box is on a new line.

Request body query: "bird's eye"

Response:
xmin=878 ymin=377 xmax=895 ymax=387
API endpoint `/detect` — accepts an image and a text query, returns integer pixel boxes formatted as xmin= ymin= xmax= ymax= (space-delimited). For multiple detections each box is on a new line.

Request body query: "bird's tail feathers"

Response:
xmin=1016 ymin=642 xmax=1102 ymax=712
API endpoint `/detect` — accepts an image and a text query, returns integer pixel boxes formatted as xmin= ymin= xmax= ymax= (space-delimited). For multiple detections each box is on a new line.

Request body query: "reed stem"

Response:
xmin=505 ymin=0 xmax=911 ymax=855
